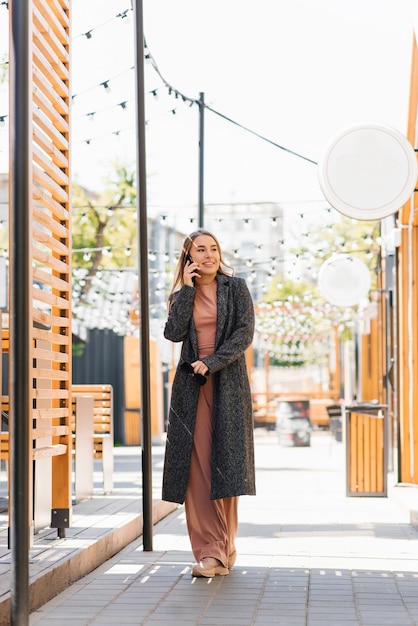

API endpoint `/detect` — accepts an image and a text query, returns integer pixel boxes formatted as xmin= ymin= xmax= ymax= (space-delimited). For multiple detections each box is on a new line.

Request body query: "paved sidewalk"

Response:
xmin=30 ymin=430 xmax=418 ymax=626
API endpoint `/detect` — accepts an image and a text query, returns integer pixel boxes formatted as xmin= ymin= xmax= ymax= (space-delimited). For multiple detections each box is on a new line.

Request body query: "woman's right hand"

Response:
xmin=184 ymin=259 xmax=199 ymax=287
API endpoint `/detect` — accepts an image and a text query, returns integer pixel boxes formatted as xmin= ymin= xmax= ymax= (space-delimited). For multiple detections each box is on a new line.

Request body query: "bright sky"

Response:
xmin=0 ymin=0 xmax=416 ymax=221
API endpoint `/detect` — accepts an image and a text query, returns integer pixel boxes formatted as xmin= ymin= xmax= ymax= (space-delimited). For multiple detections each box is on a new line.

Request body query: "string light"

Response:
xmin=100 ymin=80 xmax=111 ymax=93
xmin=72 ymin=7 xmax=133 ymax=41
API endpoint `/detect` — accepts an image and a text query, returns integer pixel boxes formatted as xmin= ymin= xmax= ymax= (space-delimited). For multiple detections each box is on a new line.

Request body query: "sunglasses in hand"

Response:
xmin=180 ymin=362 xmax=208 ymax=386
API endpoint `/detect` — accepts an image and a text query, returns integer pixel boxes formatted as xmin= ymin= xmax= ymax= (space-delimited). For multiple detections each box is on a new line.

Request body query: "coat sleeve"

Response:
xmin=163 ymin=285 xmax=196 ymax=343
xmin=202 ymin=279 xmax=254 ymax=374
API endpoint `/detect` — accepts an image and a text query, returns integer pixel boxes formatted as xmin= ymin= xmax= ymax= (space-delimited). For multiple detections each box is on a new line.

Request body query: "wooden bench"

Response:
xmin=72 ymin=384 xmax=114 ymax=493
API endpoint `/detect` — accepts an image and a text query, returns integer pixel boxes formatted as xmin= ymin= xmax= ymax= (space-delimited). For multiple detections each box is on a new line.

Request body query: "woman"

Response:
xmin=162 ymin=229 xmax=256 ymax=578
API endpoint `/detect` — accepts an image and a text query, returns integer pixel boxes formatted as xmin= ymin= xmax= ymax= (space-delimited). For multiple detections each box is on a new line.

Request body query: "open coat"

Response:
xmin=162 ymin=273 xmax=256 ymax=504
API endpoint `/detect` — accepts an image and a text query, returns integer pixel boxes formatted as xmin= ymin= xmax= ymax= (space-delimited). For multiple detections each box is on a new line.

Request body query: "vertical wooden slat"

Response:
xmin=349 ymin=415 xmax=357 ymax=492
xmin=397 ymin=35 xmax=418 ymax=484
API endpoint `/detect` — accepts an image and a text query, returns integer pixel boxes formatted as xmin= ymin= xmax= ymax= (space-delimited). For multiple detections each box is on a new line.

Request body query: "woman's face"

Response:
xmin=189 ymin=234 xmax=221 ymax=282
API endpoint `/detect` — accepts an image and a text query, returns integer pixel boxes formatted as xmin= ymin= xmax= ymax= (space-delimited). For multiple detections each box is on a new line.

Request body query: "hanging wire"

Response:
xmin=72 ymin=6 xmax=133 ymax=41
xmin=144 ymin=40 xmax=317 ymax=165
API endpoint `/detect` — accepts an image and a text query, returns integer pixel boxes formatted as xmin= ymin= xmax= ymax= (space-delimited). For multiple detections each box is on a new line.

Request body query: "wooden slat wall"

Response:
xmin=397 ymin=35 xmax=418 ymax=484
xmin=30 ymin=0 xmax=72 ymax=530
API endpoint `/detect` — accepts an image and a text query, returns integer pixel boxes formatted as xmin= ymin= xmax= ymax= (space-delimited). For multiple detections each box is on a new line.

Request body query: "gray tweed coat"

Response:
xmin=162 ymin=273 xmax=256 ymax=504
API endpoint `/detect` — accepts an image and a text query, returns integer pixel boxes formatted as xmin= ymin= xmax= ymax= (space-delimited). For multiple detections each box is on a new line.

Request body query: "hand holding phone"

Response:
xmin=186 ymin=253 xmax=196 ymax=285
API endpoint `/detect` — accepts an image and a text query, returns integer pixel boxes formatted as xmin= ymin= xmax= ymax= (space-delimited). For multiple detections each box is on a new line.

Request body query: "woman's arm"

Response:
xmin=163 ymin=285 xmax=195 ymax=343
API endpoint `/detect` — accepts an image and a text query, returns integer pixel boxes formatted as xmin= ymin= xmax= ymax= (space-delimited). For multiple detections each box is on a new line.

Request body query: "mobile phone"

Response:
xmin=186 ymin=253 xmax=195 ymax=285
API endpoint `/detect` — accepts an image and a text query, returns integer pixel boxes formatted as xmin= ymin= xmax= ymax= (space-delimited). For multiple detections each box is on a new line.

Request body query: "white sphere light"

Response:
xmin=318 ymin=123 xmax=417 ymax=220
xmin=318 ymin=255 xmax=371 ymax=307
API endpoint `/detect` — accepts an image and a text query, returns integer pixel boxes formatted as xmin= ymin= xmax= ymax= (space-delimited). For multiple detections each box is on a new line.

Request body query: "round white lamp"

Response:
xmin=318 ymin=254 xmax=371 ymax=307
xmin=318 ymin=123 xmax=417 ymax=220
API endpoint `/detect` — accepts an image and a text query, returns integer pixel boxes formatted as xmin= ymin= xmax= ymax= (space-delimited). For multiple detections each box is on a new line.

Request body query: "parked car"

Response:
xmin=276 ymin=399 xmax=312 ymax=447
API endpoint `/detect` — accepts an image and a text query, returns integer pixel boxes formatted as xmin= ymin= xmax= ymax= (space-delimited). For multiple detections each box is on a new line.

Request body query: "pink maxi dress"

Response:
xmin=184 ymin=280 xmax=238 ymax=568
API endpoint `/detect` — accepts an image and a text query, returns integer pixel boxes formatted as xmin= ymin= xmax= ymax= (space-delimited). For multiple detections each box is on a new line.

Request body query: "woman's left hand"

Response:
xmin=191 ymin=360 xmax=209 ymax=376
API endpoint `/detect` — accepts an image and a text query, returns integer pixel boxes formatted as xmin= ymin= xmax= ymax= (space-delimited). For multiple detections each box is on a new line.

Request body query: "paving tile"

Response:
xmin=28 ymin=431 xmax=418 ymax=626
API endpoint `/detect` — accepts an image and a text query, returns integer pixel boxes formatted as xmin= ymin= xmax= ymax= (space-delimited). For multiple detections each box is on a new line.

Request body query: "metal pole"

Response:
xmin=132 ymin=0 xmax=153 ymax=551
xmin=9 ymin=0 xmax=32 ymax=623
xmin=198 ymin=92 xmax=204 ymax=228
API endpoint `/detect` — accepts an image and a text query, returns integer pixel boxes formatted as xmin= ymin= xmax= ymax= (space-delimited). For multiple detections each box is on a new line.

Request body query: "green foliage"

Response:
xmin=254 ymin=214 xmax=380 ymax=367
xmin=72 ymin=162 xmax=138 ymax=307
xmin=72 ymin=163 xmax=138 ymax=272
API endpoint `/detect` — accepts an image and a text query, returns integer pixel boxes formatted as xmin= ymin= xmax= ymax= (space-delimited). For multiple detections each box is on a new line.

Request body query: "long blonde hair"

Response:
xmin=169 ymin=229 xmax=234 ymax=298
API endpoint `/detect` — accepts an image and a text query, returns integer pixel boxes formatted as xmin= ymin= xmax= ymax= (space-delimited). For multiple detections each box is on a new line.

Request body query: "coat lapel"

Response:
xmin=215 ymin=274 xmax=230 ymax=350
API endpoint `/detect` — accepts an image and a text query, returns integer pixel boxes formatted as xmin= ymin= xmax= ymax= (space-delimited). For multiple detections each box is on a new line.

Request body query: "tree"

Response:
xmin=72 ymin=163 xmax=138 ymax=304
xmin=253 ymin=214 xmax=379 ymax=367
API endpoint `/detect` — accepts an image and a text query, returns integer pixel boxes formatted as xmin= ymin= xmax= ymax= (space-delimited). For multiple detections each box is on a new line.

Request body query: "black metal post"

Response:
xmin=132 ymin=0 xmax=153 ymax=551
xmin=198 ymin=92 xmax=205 ymax=228
xmin=9 ymin=0 xmax=32 ymax=623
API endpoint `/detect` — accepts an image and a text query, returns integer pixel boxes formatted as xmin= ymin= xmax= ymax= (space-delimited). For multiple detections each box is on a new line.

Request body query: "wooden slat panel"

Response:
xmin=32 ymin=288 xmax=69 ymax=312
xmin=358 ymin=415 xmax=364 ymax=492
xmin=33 ymin=389 xmax=69 ymax=400
xmin=33 ymin=205 xmax=68 ymax=238
xmin=35 ymin=368 xmax=70 ymax=381
xmin=33 ymin=444 xmax=67 ymax=460
xmin=33 ymin=5 xmax=69 ymax=58
xmin=33 ymin=126 xmax=68 ymax=169
xmin=32 ymin=0 xmax=71 ymax=526
xmin=33 ymin=309 xmax=70 ymax=328
xmin=33 ymin=347 xmax=69 ymax=363
xmin=33 ymin=225 xmax=69 ymax=255
xmin=33 ymin=32 xmax=69 ymax=82
xmin=33 ymin=144 xmax=69 ymax=187
xmin=32 ymin=246 xmax=69 ymax=274
xmin=363 ymin=414 xmax=370 ymax=492
xmin=33 ymin=45 xmax=68 ymax=97
xmin=33 ymin=20 xmax=69 ymax=65
xmin=44 ymin=0 xmax=70 ymax=27
xmin=33 ymin=84 xmax=69 ymax=134
xmin=33 ymin=186 xmax=69 ymax=222
xmin=38 ymin=0 xmax=69 ymax=38
xmin=349 ymin=415 xmax=357 ymax=493
xmin=34 ymin=426 xmax=68 ymax=438
xmin=33 ymin=327 xmax=70 ymax=345
xmin=33 ymin=163 xmax=68 ymax=202
xmin=33 ymin=266 xmax=71 ymax=293
xmin=376 ymin=417 xmax=384 ymax=493
xmin=34 ymin=407 xmax=70 ymax=419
